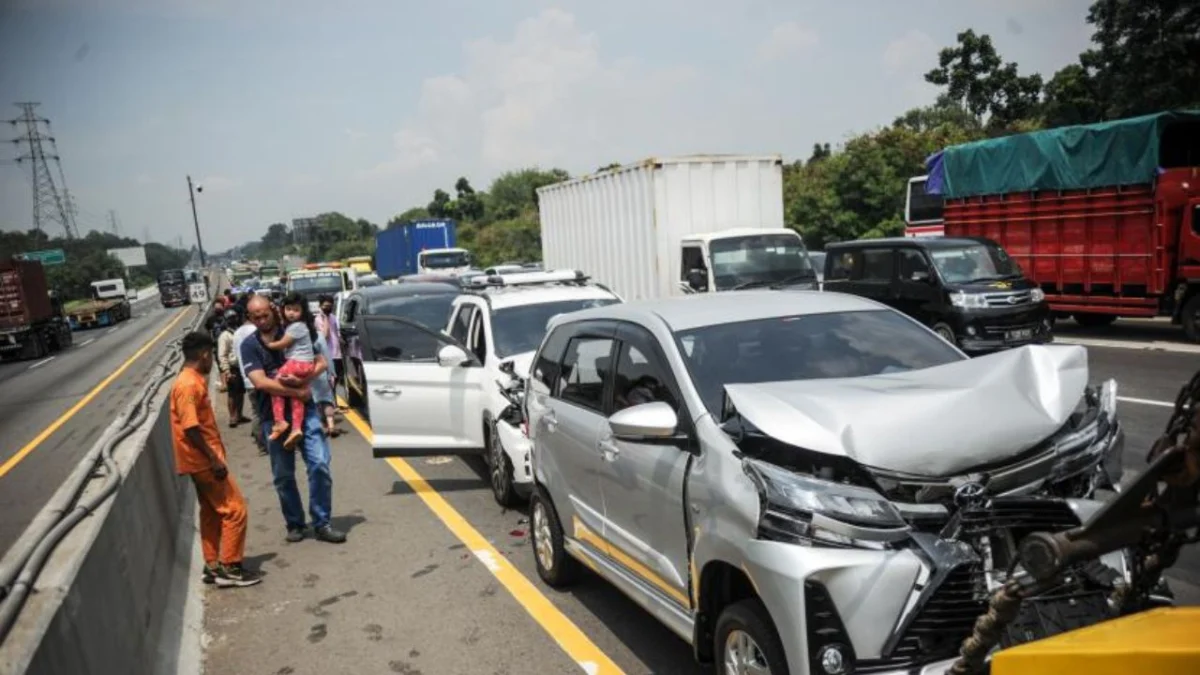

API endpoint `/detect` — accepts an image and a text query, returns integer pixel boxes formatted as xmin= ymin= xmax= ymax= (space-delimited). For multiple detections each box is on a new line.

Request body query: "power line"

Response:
xmin=5 ymin=102 xmax=77 ymax=239
xmin=107 ymin=209 xmax=121 ymax=235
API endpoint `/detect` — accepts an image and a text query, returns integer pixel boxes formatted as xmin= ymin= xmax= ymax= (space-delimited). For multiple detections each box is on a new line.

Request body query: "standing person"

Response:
xmin=216 ymin=309 xmax=251 ymax=427
xmin=231 ymin=309 xmax=265 ymax=453
xmin=314 ymin=295 xmax=345 ymax=405
xmin=262 ymin=293 xmax=317 ymax=449
xmin=169 ymin=331 xmax=262 ymax=587
xmin=240 ymin=295 xmax=347 ymax=544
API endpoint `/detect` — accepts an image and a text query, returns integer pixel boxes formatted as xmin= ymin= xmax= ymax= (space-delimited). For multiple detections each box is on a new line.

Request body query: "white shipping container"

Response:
xmin=536 ymin=155 xmax=786 ymax=301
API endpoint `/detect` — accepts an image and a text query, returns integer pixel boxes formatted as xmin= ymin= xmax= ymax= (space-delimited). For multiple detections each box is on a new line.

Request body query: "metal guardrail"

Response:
xmin=0 ymin=273 xmax=213 ymax=645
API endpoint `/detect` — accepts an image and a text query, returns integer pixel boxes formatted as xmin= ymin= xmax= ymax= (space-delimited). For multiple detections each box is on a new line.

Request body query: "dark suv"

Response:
xmin=822 ymin=237 xmax=1052 ymax=353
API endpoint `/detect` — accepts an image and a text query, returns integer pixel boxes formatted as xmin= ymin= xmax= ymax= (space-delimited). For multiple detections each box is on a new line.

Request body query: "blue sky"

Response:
xmin=0 ymin=0 xmax=1094 ymax=251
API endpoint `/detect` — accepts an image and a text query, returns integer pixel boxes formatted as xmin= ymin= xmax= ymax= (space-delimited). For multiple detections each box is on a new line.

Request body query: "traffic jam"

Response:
xmin=206 ymin=114 xmax=1200 ymax=675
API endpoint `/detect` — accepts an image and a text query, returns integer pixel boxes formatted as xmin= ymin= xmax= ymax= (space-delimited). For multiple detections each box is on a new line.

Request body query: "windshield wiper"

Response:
xmin=769 ymin=272 xmax=818 ymax=289
xmin=732 ymin=272 xmax=817 ymax=291
xmin=731 ymin=279 xmax=776 ymax=291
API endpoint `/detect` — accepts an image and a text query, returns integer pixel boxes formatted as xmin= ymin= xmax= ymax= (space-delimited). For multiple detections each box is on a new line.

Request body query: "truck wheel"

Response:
xmin=1073 ymin=313 xmax=1117 ymax=328
xmin=1183 ymin=295 xmax=1200 ymax=343
xmin=59 ymin=326 xmax=73 ymax=349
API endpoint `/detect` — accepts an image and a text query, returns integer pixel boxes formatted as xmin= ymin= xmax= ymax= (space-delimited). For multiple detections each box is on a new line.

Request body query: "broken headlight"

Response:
xmin=744 ymin=458 xmax=909 ymax=548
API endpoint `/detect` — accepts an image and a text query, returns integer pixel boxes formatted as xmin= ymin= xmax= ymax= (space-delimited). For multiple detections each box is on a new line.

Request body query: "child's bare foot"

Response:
xmin=283 ymin=430 xmax=303 ymax=449
xmin=269 ymin=422 xmax=289 ymax=441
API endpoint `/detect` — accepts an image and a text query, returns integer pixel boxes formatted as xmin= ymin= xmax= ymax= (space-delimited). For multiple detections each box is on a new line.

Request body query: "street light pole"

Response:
xmin=186 ymin=175 xmax=207 ymax=268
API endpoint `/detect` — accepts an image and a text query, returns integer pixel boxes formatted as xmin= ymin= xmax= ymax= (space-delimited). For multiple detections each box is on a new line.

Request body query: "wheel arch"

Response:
xmin=692 ymin=560 xmax=759 ymax=664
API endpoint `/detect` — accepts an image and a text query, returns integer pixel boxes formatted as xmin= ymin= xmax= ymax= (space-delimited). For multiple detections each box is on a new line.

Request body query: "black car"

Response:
xmin=340 ymin=281 xmax=461 ymax=413
xmin=822 ymin=237 xmax=1053 ymax=354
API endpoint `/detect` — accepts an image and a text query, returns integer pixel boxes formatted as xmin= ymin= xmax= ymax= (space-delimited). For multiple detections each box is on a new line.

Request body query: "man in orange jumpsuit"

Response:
xmin=170 ymin=331 xmax=262 ymax=587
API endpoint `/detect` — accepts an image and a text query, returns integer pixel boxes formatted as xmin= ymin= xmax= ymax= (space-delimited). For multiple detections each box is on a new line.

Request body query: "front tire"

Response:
xmin=530 ymin=488 xmax=580 ymax=588
xmin=1182 ymin=295 xmax=1200 ymax=343
xmin=932 ymin=322 xmax=956 ymax=345
xmin=488 ymin=420 xmax=519 ymax=508
xmin=714 ymin=599 xmax=790 ymax=675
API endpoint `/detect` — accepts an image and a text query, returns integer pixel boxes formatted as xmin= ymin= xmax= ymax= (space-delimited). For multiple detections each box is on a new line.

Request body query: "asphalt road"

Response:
xmin=204 ymin=339 xmax=1200 ymax=675
xmin=0 ymin=293 xmax=198 ymax=553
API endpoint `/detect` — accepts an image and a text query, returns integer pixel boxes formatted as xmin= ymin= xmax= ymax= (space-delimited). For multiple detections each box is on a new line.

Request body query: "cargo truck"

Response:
xmin=374 ymin=219 xmax=468 ymax=279
xmin=157 ymin=268 xmax=189 ymax=307
xmin=908 ymin=111 xmax=1200 ymax=340
xmin=0 ymin=259 xmax=73 ymax=360
xmin=535 ymin=155 xmax=818 ymax=301
xmin=68 ymin=279 xmax=133 ymax=330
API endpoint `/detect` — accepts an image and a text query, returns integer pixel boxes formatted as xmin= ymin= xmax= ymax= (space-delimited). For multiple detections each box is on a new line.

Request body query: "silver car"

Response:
xmin=524 ymin=290 xmax=1128 ymax=675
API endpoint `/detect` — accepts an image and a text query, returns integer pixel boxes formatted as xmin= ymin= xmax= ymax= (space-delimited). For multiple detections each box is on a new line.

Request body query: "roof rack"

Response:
xmin=465 ymin=268 xmax=594 ymax=290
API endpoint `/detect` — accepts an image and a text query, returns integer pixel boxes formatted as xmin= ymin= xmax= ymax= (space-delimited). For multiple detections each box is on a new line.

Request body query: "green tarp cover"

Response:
xmin=938 ymin=110 xmax=1200 ymax=198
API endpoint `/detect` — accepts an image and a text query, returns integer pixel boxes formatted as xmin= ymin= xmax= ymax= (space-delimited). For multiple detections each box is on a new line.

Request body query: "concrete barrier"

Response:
xmin=0 ymin=386 xmax=202 ymax=675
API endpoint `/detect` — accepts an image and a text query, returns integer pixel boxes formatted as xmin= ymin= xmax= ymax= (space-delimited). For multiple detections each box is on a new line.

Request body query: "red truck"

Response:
xmin=906 ymin=111 xmax=1200 ymax=341
xmin=0 ymin=259 xmax=73 ymax=360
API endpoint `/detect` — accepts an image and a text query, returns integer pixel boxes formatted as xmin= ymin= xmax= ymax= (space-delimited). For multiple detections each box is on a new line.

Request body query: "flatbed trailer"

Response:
xmin=68 ymin=279 xmax=133 ymax=330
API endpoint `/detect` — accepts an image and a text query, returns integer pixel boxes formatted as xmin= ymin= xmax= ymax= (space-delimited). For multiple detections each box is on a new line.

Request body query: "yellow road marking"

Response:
xmin=337 ymin=400 xmax=625 ymax=675
xmin=0 ymin=307 xmax=193 ymax=478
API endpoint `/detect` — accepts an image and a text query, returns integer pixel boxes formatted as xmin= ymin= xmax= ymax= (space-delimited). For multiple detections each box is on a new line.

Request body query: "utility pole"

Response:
xmin=107 ymin=209 xmax=121 ymax=235
xmin=186 ymin=175 xmax=207 ymax=267
xmin=6 ymin=102 xmax=77 ymax=238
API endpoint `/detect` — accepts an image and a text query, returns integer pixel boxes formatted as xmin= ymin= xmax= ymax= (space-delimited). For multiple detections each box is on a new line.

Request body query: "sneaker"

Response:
xmin=286 ymin=528 xmax=306 ymax=543
xmin=315 ymin=525 xmax=347 ymax=544
xmin=202 ymin=564 xmax=218 ymax=585
xmin=215 ymin=563 xmax=262 ymax=588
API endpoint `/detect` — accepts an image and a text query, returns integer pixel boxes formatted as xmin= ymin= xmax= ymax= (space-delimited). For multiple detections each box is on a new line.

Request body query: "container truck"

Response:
xmin=909 ymin=111 xmax=1200 ymax=340
xmin=0 ymin=259 xmax=73 ymax=361
xmin=68 ymin=279 xmax=133 ymax=330
xmin=374 ymin=219 xmax=468 ymax=279
xmin=535 ymin=155 xmax=818 ymax=301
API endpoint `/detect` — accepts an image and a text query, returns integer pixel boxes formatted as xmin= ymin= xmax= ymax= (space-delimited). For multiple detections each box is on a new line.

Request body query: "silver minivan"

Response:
xmin=524 ymin=290 xmax=1129 ymax=675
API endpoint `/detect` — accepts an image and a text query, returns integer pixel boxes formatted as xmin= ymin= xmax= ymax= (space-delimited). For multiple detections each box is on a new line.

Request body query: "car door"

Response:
xmin=532 ymin=321 xmax=618 ymax=550
xmin=595 ymin=323 xmax=693 ymax=609
xmin=892 ymin=248 xmax=940 ymax=324
xmin=360 ymin=315 xmax=487 ymax=458
xmin=855 ymin=247 xmax=898 ymax=308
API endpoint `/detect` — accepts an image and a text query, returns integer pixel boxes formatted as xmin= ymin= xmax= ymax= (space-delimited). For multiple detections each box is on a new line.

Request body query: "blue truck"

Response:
xmin=374 ymin=219 xmax=471 ymax=279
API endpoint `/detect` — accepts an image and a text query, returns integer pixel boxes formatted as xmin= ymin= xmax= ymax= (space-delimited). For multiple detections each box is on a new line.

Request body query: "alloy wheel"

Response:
xmin=489 ymin=424 xmax=508 ymax=497
xmin=723 ymin=630 xmax=772 ymax=675
xmin=533 ymin=501 xmax=554 ymax=572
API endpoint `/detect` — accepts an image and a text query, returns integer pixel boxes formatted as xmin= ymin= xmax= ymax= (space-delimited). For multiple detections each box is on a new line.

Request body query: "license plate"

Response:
xmin=1006 ymin=328 xmax=1033 ymax=341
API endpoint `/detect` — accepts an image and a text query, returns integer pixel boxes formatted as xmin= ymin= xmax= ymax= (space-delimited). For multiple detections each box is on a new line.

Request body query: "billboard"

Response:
xmin=108 ymin=246 xmax=148 ymax=268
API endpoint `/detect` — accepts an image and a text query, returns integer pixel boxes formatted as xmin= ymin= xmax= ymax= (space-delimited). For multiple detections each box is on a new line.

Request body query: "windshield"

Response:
xmin=420 ymin=251 xmax=471 ymax=269
xmin=492 ymin=298 xmax=621 ymax=358
xmin=930 ymin=243 xmax=1021 ymax=284
xmin=158 ymin=270 xmax=184 ymax=284
xmin=676 ymin=309 xmax=963 ymax=414
xmin=371 ymin=294 xmax=458 ymax=329
xmin=709 ymin=234 xmax=815 ymax=290
xmin=289 ymin=273 xmax=344 ymax=295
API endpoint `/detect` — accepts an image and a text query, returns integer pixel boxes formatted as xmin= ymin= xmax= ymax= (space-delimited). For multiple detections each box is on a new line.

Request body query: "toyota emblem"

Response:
xmin=1006 ymin=295 xmax=1019 ymax=304
xmin=954 ymin=481 xmax=987 ymax=508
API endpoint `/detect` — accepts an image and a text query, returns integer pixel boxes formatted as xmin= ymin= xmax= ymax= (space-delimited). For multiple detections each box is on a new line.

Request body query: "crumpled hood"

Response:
xmin=501 ymin=352 xmax=536 ymax=380
xmin=723 ymin=345 xmax=1088 ymax=477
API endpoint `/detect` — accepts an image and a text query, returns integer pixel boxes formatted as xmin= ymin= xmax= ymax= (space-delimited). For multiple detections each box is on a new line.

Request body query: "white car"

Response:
xmin=360 ymin=270 xmax=622 ymax=505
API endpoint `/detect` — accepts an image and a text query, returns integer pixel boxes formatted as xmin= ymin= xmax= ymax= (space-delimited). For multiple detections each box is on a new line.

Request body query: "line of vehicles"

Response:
xmin=209 ymin=112 xmax=1196 ymax=674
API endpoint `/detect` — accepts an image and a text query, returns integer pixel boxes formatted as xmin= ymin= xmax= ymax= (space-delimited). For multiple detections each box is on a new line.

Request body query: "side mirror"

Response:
xmin=911 ymin=270 xmax=931 ymax=283
xmin=686 ymin=269 xmax=708 ymax=292
xmin=608 ymin=401 xmax=680 ymax=441
xmin=437 ymin=344 xmax=471 ymax=368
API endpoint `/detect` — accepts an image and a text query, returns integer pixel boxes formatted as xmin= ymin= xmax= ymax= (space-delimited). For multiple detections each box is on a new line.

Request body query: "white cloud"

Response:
xmin=368 ymin=8 xmax=706 ymax=182
xmin=756 ymin=21 xmax=820 ymax=64
xmin=883 ymin=30 xmax=938 ymax=75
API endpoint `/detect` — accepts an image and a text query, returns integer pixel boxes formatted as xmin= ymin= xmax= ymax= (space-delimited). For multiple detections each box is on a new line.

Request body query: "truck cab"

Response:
xmin=678 ymin=228 xmax=819 ymax=293
xmin=418 ymin=248 xmax=472 ymax=275
xmin=92 ymin=278 xmax=134 ymax=301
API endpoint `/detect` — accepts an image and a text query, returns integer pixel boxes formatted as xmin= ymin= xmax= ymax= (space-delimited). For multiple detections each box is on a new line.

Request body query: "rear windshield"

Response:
xmin=676 ymin=309 xmax=963 ymax=414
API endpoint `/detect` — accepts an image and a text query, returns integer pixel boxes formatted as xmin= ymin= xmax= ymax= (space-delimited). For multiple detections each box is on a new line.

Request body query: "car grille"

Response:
xmin=982 ymin=290 xmax=1034 ymax=307
xmin=857 ymin=565 xmax=987 ymax=673
xmin=958 ymin=497 xmax=1081 ymax=539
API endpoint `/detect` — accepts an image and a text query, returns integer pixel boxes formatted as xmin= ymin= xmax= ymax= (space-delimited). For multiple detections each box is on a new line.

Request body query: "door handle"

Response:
xmin=598 ymin=440 xmax=620 ymax=462
xmin=373 ymin=385 xmax=402 ymax=396
xmin=543 ymin=411 xmax=558 ymax=434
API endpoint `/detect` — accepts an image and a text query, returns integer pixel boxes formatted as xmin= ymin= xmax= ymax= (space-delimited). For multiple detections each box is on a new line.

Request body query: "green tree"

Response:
xmin=924 ymin=29 xmax=1044 ymax=132
xmin=260 ymin=222 xmax=291 ymax=252
xmin=453 ymin=177 xmax=485 ymax=221
xmin=427 ymin=189 xmax=452 ymax=218
xmin=486 ymin=168 xmax=569 ymax=221
xmin=596 ymin=162 xmax=622 ymax=172
xmin=1081 ymin=0 xmax=1200 ymax=119
xmin=389 ymin=207 xmax=431 ymax=227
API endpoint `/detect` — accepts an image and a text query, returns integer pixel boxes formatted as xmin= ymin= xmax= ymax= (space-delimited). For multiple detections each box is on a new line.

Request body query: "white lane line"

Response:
xmin=28 ymin=356 xmax=55 ymax=370
xmin=1118 ymin=395 xmax=1174 ymax=409
xmin=78 ymin=338 xmax=95 ymax=347
xmin=1054 ymin=335 xmax=1200 ymax=355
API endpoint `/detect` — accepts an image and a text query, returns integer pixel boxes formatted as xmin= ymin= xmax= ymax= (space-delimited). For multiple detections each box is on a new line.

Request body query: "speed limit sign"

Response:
xmin=189 ymin=283 xmax=209 ymax=303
